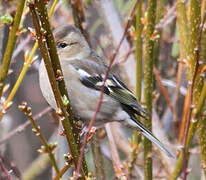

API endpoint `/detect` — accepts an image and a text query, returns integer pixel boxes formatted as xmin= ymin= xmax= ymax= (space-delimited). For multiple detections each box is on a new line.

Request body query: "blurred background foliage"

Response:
xmin=0 ymin=0 xmax=205 ymax=179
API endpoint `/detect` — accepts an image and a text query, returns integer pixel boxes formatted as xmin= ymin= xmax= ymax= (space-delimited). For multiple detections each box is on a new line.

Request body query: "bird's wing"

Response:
xmin=69 ymin=59 xmax=147 ymax=119
xmin=69 ymin=59 xmax=175 ymax=158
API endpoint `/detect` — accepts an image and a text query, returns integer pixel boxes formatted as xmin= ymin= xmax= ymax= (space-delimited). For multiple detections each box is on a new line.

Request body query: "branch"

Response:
xmin=0 ymin=107 xmax=51 ymax=146
xmin=19 ymin=102 xmax=59 ymax=173
xmin=28 ymin=1 xmax=87 ymax=176
xmin=143 ymin=0 xmax=157 ymax=179
xmin=75 ymin=1 xmax=139 ymax=176
xmin=171 ymin=0 xmax=202 ymax=179
xmin=0 ymin=0 xmax=58 ymax=120
xmin=0 ymin=0 xmax=26 ymax=100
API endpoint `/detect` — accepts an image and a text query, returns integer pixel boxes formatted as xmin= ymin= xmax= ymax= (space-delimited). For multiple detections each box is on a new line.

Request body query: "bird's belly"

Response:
xmin=39 ymin=61 xmax=120 ymax=126
xmin=66 ymin=80 xmax=120 ymax=125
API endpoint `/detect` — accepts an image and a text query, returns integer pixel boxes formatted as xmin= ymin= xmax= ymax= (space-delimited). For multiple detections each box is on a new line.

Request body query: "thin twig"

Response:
xmin=155 ymin=4 xmax=176 ymax=30
xmin=19 ymin=102 xmax=59 ymax=173
xmin=0 ymin=106 xmax=51 ymax=146
xmin=75 ymin=1 xmax=139 ymax=176
xmin=53 ymin=163 xmax=71 ymax=180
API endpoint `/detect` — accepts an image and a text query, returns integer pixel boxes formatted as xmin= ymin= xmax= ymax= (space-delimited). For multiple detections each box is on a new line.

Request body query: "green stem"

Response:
xmin=176 ymin=0 xmax=188 ymax=59
xmin=176 ymin=0 xmax=189 ymax=142
xmin=170 ymin=80 xmax=205 ymax=179
xmin=0 ymin=0 xmax=59 ymax=121
xmin=131 ymin=0 xmax=142 ymax=175
xmin=171 ymin=0 xmax=201 ymax=179
xmin=29 ymin=1 xmax=87 ymax=176
xmin=143 ymin=0 xmax=157 ymax=179
xmin=135 ymin=0 xmax=143 ymax=100
xmin=153 ymin=0 xmax=165 ymax=67
xmin=0 ymin=0 xmax=26 ymax=99
xmin=53 ymin=164 xmax=71 ymax=180
xmin=197 ymin=81 xmax=206 ymax=174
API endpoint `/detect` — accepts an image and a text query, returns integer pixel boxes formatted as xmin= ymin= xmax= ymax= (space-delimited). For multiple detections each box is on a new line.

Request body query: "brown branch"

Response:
xmin=75 ymin=1 xmax=139 ymax=176
xmin=171 ymin=0 xmax=203 ymax=178
xmin=181 ymin=4 xmax=204 ymax=179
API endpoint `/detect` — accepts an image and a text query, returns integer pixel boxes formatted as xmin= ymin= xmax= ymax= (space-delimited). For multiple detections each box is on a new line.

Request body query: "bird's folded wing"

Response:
xmin=69 ymin=59 xmax=147 ymax=118
xmin=68 ymin=59 xmax=175 ymax=158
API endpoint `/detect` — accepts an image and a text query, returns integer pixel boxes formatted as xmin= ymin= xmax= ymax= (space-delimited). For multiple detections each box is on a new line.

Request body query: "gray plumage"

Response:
xmin=39 ymin=25 xmax=174 ymax=158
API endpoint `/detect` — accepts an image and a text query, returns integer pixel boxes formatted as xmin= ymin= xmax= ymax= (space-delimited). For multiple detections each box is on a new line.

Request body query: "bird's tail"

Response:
xmin=131 ymin=117 xmax=175 ymax=158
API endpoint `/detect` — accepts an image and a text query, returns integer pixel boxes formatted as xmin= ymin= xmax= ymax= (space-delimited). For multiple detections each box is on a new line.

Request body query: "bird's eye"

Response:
xmin=57 ymin=42 xmax=68 ymax=49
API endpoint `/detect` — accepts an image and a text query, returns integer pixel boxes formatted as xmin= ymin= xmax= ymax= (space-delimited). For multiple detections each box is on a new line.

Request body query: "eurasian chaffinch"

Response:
xmin=39 ymin=25 xmax=174 ymax=158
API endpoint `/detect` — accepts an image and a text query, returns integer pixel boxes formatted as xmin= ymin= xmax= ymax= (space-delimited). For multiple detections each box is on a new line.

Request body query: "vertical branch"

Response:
xmin=0 ymin=0 xmax=26 ymax=99
xmin=134 ymin=0 xmax=143 ymax=101
xmin=176 ymin=0 xmax=188 ymax=59
xmin=197 ymin=4 xmax=206 ymax=174
xmin=143 ymin=0 xmax=157 ymax=179
xmin=131 ymin=0 xmax=142 ymax=175
xmin=153 ymin=0 xmax=165 ymax=67
xmin=35 ymin=0 xmax=82 ymax=160
xmin=75 ymin=1 xmax=139 ymax=176
xmin=181 ymin=0 xmax=201 ymax=171
xmin=176 ymin=0 xmax=189 ymax=142
xmin=0 ymin=0 xmax=58 ymax=120
xmin=28 ymin=1 xmax=87 ymax=176
xmin=197 ymin=81 xmax=206 ymax=174
xmin=171 ymin=0 xmax=202 ymax=179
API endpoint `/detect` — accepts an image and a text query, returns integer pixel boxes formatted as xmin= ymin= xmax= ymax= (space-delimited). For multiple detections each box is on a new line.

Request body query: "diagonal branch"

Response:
xmin=75 ymin=1 xmax=139 ymax=176
xmin=28 ymin=1 xmax=88 ymax=176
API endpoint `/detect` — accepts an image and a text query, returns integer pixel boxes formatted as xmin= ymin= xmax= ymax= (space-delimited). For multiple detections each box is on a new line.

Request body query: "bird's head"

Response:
xmin=54 ymin=25 xmax=90 ymax=60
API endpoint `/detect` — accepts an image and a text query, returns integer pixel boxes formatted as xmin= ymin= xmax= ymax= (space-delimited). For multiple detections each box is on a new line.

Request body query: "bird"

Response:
xmin=39 ymin=24 xmax=174 ymax=158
